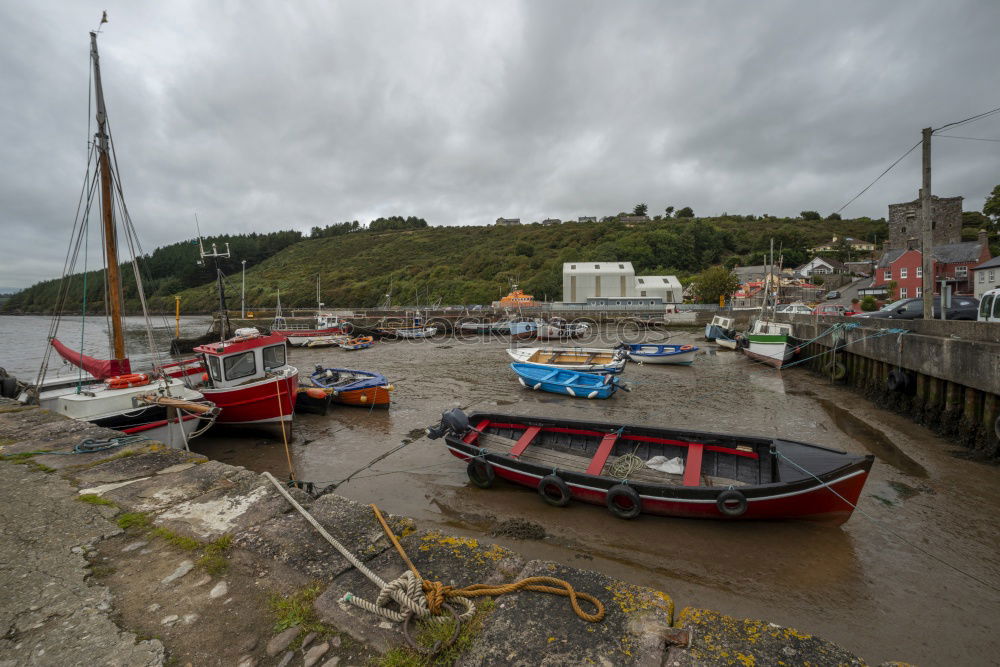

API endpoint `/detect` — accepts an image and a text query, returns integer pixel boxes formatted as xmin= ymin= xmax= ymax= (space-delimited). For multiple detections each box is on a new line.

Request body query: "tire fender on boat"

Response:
xmin=716 ymin=489 xmax=748 ymax=517
xmin=605 ymin=484 xmax=642 ymax=519
xmin=827 ymin=360 xmax=847 ymax=382
xmin=537 ymin=474 xmax=572 ymax=507
xmin=466 ymin=458 xmax=495 ymax=489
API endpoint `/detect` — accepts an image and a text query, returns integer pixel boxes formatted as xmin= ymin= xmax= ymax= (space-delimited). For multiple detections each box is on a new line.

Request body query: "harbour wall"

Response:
xmin=781 ymin=314 xmax=1000 ymax=458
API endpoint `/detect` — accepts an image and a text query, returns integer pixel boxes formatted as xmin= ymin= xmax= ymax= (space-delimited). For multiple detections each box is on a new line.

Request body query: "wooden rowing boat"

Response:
xmin=506 ymin=347 xmax=627 ymax=373
xmin=426 ymin=409 xmax=874 ymax=523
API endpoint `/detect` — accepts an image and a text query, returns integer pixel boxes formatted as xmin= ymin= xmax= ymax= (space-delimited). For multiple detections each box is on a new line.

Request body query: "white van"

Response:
xmin=977 ymin=288 xmax=1000 ymax=322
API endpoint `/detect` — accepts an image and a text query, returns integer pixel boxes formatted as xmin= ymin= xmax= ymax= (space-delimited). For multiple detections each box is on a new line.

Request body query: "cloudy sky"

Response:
xmin=1 ymin=0 xmax=998 ymax=289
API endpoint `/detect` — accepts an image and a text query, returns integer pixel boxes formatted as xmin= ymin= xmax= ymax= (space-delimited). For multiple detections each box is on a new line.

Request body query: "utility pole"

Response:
xmin=921 ymin=127 xmax=933 ymax=319
xmin=241 ymin=259 xmax=246 ymax=319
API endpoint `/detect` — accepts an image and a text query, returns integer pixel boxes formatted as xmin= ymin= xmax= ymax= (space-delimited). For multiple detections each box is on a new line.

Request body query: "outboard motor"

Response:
xmin=426 ymin=408 xmax=471 ymax=440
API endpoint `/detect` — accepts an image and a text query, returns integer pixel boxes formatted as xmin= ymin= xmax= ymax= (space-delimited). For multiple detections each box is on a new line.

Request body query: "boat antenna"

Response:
xmin=196 ymin=216 xmax=231 ymax=341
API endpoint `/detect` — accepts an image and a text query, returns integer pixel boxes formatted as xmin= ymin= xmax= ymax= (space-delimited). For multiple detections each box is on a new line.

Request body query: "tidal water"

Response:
xmin=2 ymin=315 xmax=998 ymax=665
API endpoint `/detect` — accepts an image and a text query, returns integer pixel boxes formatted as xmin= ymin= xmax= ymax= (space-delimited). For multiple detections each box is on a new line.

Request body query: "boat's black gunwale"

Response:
xmin=450 ymin=412 xmax=874 ymax=501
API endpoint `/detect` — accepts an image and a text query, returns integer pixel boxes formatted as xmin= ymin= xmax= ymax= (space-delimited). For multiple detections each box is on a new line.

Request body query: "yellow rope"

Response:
xmin=370 ymin=504 xmax=605 ymax=623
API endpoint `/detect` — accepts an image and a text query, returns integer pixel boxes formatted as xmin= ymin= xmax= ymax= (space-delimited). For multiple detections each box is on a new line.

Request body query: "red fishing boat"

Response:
xmin=427 ymin=409 xmax=874 ymax=523
xmin=191 ymin=330 xmax=298 ymax=433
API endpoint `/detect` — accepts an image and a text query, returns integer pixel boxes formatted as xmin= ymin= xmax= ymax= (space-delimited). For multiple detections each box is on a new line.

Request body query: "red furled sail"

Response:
xmin=50 ymin=337 xmax=131 ymax=379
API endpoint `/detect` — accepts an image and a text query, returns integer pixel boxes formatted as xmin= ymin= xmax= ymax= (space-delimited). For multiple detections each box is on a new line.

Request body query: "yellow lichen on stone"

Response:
xmin=604 ymin=581 xmax=673 ymax=621
xmin=415 ymin=531 xmax=514 ymax=566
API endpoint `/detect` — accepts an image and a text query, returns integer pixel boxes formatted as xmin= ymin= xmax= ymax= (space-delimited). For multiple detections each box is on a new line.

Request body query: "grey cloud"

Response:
xmin=1 ymin=0 xmax=998 ymax=288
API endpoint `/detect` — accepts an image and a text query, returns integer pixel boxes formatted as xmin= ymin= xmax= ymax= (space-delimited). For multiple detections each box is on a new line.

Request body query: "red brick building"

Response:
xmin=871 ymin=231 xmax=991 ymax=299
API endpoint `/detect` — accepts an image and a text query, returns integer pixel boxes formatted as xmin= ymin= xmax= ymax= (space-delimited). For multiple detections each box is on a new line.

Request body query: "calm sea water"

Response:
xmin=0 ymin=314 xmax=213 ymax=380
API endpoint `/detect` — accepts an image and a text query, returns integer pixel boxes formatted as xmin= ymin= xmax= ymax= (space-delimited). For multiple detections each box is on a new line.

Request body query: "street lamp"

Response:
xmin=241 ymin=259 xmax=246 ymax=319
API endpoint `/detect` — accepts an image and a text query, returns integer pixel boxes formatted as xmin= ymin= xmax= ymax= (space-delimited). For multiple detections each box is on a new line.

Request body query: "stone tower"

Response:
xmin=887 ymin=194 xmax=963 ymax=250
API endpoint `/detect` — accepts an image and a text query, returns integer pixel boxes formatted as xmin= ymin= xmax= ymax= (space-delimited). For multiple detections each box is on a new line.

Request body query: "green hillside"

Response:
xmin=4 ymin=216 xmax=889 ymax=314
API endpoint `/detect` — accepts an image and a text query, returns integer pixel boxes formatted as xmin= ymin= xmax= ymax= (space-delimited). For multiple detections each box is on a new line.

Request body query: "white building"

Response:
xmin=972 ymin=256 xmax=1000 ymax=299
xmin=562 ymin=262 xmax=681 ymax=304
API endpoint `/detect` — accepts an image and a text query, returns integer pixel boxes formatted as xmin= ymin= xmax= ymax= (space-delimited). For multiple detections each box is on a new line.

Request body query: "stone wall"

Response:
xmin=887 ymin=195 xmax=963 ymax=249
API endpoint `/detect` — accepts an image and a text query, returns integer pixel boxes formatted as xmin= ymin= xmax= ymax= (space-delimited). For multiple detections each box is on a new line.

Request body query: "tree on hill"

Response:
xmin=826 ymin=212 xmax=842 ymax=220
xmin=633 ymin=203 xmax=648 ymax=216
xmin=983 ymin=184 xmax=1000 ymax=224
xmin=693 ymin=265 xmax=739 ymax=304
xmin=369 ymin=216 xmax=428 ymax=232
xmin=800 ymin=210 xmax=821 ymax=220
xmin=664 ymin=206 xmax=675 ymax=217
xmin=675 ymin=206 xmax=694 ymax=218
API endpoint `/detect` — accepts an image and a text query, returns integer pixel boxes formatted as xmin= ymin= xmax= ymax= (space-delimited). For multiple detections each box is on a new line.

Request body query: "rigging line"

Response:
xmin=933 ymin=134 xmax=1000 ymax=143
xmin=835 ymin=139 xmax=921 ymax=214
xmin=933 ymin=105 xmax=1000 ymax=133
xmin=775 ymin=451 xmax=1000 ymax=594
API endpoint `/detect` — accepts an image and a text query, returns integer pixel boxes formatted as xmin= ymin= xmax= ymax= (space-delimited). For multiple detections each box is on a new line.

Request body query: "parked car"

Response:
xmin=825 ymin=291 xmax=842 ymax=300
xmin=775 ymin=302 xmax=813 ymax=315
xmin=813 ymin=304 xmax=847 ymax=316
xmin=852 ymin=296 xmax=979 ymax=320
xmin=978 ymin=288 xmax=1000 ymax=322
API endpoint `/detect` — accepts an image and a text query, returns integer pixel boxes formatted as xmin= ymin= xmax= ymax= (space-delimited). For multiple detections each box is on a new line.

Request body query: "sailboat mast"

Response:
xmin=90 ymin=31 xmax=126 ymax=361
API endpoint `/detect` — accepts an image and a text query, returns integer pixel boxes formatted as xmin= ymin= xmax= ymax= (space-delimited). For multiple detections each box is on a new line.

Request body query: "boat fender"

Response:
xmin=827 ymin=360 xmax=847 ymax=382
xmin=533 ymin=382 xmax=541 ymax=390
xmin=537 ymin=474 xmax=572 ymax=507
xmin=518 ymin=377 xmax=527 ymax=388
xmin=466 ymin=458 xmax=495 ymax=489
xmin=587 ymin=390 xmax=598 ymax=399
xmin=360 ymin=394 xmax=368 ymax=403
xmin=606 ymin=484 xmax=642 ymax=520
xmin=305 ymin=387 xmax=327 ymax=400
xmin=716 ymin=489 xmax=748 ymax=517
xmin=0 ymin=377 xmax=18 ymax=399
xmin=565 ymin=386 xmax=576 ymax=397
xmin=680 ymin=345 xmax=694 ymax=351
xmin=886 ymin=369 xmax=909 ymax=393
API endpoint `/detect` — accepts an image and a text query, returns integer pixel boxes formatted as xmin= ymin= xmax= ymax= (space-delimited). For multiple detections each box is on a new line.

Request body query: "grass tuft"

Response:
xmin=116 ymin=512 xmax=152 ymax=531
xmin=197 ymin=534 xmax=233 ymax=575
xmin=268 ymin=584 xmax=327 ymax=634
xmin=379 ymin=599 xmax=496 ymax=666
xmin=151 ymin=527 xmax=201 ymax=551
xmin=78 ymin=493 xmax=116 ymax=506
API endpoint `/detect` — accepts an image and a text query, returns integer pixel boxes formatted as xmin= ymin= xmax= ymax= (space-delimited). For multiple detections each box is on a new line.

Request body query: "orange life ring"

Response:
xmin=106 ymin=373 xmax=151 ymax=390
xmin=680 ymin=345 xmax=694 ymax=351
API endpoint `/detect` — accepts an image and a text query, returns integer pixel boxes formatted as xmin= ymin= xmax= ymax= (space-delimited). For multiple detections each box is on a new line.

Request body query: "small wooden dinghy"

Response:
xmin=716 ymin=335 xmax=738 ymax=350
xmin=510 ymin=363 xmax=623 ymax=399
xmin=303 ymin=335 xmax=348 ymax=348
xmin=426 ymin=409 xmax=874 ymax=523
xmin=621 ymin=343 xmax=698 ymax=365
xmin=506 ymin=347 xmax=627 ymax=373
xmin=340 ymin=336 xmax=374 ymax=350
xmin=295 ymin=366 xmax=392 ymax=410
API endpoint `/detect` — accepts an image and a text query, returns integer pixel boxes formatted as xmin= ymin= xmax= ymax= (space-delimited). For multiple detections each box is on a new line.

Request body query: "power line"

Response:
xmin=835 ymin=140 xmax=921 ymax=214
xmin=934 ymin=134 xmax=1000 ymax=143
xmin=933 ymin=105 xmax=1000 ymax=133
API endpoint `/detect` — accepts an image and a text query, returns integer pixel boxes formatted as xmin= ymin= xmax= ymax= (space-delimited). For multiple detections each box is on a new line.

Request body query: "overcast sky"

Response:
xmin=1 ymin=0 xmax=998 ymax=289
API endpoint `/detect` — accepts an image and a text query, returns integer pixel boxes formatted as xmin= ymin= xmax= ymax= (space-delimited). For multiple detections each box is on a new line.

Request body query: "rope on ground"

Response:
xmin=5 ymin=435 xmax=150 ymax=457
xmin=370 ymin=504 xmax=605 ymax=623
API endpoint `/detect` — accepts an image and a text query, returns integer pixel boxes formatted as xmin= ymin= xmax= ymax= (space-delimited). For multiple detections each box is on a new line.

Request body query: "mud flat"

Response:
xmin=0 ymin=398 xmax=882 ymax=666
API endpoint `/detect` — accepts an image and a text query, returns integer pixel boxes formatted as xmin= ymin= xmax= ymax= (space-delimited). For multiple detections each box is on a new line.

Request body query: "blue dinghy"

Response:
xmin=621 ymin=343 xmax=698 ymax=365
xmin=510 ymin=363 xmax=623 ymax=399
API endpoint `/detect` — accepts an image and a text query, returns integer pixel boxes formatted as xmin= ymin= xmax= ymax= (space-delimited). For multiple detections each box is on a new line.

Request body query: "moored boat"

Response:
xmin=340 ymin=336 xmax=374 ymax=350
xmin=510 ymin=363 xmax=623 ymax=399
xmin=620 ymin=343 xmax=698 ymax=365
xmin=298 ymin=366 xmax=393 ymax=409
xmin=192 ymin=331 xmax=299 ymax=433
xmin=273 ymin=312 xmax=350 ymax=346
xmin=492 ymin=319 xmax=537 ymax=339
xmin=506 ymin=347 xmax=627 ymax=374
xmin=303 ymin=335 xmax=349 ymax=348
xmin=743 ymin=320 xmax=801 ymax=368
xmin=534 ymin=318 xmax=590 ymax=340
xmin=426 ymin=408 xmax=874 ymax=523
xmin=705 ymin=315 xmax=735 ymax=341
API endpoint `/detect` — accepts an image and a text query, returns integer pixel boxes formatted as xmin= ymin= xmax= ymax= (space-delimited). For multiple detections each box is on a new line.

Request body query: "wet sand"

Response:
xmin=192 ymin=330 xmax=1000 ymax=666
